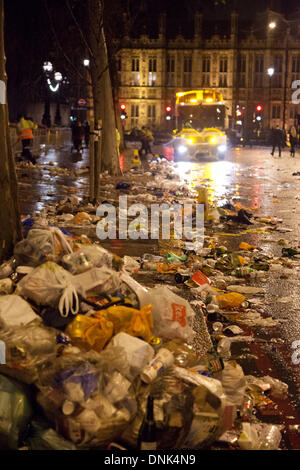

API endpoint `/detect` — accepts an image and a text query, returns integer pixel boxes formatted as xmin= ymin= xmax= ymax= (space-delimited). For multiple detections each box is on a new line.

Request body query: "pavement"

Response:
xmin=15 ymin=140 xmax=300 ymax=448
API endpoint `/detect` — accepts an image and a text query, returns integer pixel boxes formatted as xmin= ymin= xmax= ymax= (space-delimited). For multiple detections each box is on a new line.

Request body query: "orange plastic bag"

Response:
xmin=65 ymin=314 xmax=114 ymax=352
xmin=217 ymin=292 xmax=245 ymax=309
xmin=73 ymin=212 xmax=91 ymax=224
xmin=97 ymin=304 xmax=153 ymax=342
xmin=156 ymin=263 xmax=178 ymax=274
xmin=239 ymin=242 xmax=257 ymax=251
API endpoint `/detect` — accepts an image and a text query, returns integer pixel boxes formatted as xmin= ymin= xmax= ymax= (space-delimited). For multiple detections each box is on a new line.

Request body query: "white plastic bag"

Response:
xmin=0 ymin=295 xmax=40 ymax=328
xmin=14 ymin=227 xmax=73 ymax=266
xmin=17 ymin=262 xmax=79 ymax=318
xmin=62 ymin=246 xmax=113 ymax=274
xmin=107 ymin=332 xmax=154 ymax=379
xmin=221 ymin=361 xmax=247 ymax=406
xmin=139 ymin=286 xmax=195 ymax=341
xmin=262 ymin=376 xmax=288 ymax=399
xmin=72 ymin=268 xmax=121 ymax=297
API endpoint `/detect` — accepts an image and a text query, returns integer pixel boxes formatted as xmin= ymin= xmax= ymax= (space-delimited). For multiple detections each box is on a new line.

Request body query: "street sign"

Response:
xmin=78 ymin=99 xmax=87 ymax=106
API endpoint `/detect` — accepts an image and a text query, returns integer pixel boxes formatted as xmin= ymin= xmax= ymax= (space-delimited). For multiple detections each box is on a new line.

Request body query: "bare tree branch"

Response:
xmin=44 ymin=0 xmax=91 ymax=85
xmin=65 ymin=0 xmax=95 ymax=61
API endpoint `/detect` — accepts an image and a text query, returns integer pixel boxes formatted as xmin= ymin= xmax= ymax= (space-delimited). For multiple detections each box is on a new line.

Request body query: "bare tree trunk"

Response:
xmin=0 ymin=0 xmax=21 ymax=261
xmin=87 ymin=0 xmax=120 ymax=199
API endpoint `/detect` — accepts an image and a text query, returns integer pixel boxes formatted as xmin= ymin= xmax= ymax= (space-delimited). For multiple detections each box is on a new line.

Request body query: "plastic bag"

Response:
xmin=139 ymin=286 xmax=195 ymax=341
xmin=65 ymin=315 xmax=114 ymax=353
xmin=123 ymin=256 xmax=140 ymax=274
xmin=37 ymin=349 xmax=137 ymax=448
xmin=0 ymin=374 xmax=33 ymax=449
xmin=16 ymin=262 xmax=79 ymax=318
xmin=0 ymin=278 xmax=13 ymax=295
xmin=97 ymin=304 xmax=153 ymax=343
xmin=14 ymin=227 xmax=73 ymax=267
xmin=72 ymin=268 xmax=121 ymax=298
xmin=72 ymin=212 xmax=91 ymax=224
xmin=0 ymin=321 xmax=57 ymax=384
xmin=216 ymin=292 xmax=246 ymax=309
xmin=26 ymin=420 xmax=78 ymax=450
xmin=122 ymin=368 xmax=224 ymax=450
xmin=238 ymin=423 xmax=282 ymax=450
xmin=262 ymin=376 xmax=288 ymax=399
xmin=62 ymin=246 xmax=113 ymax=275
xmin=220 ymin=361 xmax=247 ymax=406
xmin=239 ymin=242 xmax=257 ymax=251
xmin=107 ymin=332 xmax=154 ymax=379
xmin=0 ymin=295 xmax=40 ymax=328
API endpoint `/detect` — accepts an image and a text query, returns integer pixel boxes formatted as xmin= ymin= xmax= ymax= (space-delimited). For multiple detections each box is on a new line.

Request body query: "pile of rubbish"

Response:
xmin=0 ymin=160 xmax=293 ymax=450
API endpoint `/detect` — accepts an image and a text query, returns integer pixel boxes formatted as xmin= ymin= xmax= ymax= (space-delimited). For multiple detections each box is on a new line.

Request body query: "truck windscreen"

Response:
xmin=178 ymin=104 xmax=225 ymax=130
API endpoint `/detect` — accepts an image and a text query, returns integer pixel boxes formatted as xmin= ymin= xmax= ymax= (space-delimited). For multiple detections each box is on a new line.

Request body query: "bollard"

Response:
xmin=197 ymin=187 xmax=210 ymax=220
xmin=131 ymin=149 xmax=141 ymax=168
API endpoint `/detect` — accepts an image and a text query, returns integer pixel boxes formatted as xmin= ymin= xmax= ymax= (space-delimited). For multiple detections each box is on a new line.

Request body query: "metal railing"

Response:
xmin=10 ymin=127 xmax=71 ymax=154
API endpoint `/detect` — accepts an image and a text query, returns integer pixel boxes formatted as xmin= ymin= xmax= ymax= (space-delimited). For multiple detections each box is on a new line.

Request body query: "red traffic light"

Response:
xmin=256 ymin=105 xmax=262 ymax=112
xmin=166 ymin=106 xmax=172 ymax=112
xmin=120 ymin=104 xmax=126 ymax=110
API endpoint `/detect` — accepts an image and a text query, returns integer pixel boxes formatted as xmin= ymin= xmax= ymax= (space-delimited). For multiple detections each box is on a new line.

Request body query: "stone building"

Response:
xmin=116 ymin=8 xmax=300 ymax=133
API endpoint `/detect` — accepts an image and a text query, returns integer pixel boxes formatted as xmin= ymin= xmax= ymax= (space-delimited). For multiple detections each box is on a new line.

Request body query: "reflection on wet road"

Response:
xmin=17 ymin=143 xmax=300 ymax=438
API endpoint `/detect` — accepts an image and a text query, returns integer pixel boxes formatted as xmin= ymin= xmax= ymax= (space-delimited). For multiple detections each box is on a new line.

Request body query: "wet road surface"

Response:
xmin=16 ymin=141 xmax=300 ymax=448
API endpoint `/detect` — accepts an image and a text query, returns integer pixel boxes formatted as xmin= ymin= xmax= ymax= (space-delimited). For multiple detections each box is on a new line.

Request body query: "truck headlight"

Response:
xmin=218 ymin=144 xmax=227 ymax=153
xmin=178 ymin=145 xmax=188 ymax=154
xmin=209 ymin=137 xmax=217 ymax=144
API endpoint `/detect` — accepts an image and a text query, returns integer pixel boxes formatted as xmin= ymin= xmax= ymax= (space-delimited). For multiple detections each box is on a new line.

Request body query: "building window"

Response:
xmin=148 ymin=58 xmax=157 ymax=86
xmin=202 ymin=56 xmax=210 ymax=87
xmin=290 ymin=56 xmax=300 ymax=87
xmin=147 ymin=104 xmax=156 ymax=125
xmin=219 ymin=56 xmax=228 ymax=87
xmin=202 ymin=56 xmax=210 ymax=73
xmin=219 ymin=56 xmax=228 ymax=73
xmin=254 ymin=55 xmax=264 ymax=87
xmin=219 ymin=74 xmax=227 ymax=87
xmin=116 ymin=57 xmax=122 ymax=85
xmin=272 ymin=104 xmax=281 ymax=119
xmin=183 ymin=57 xmax=192 ymax=87
xmin=149 ymin=58 xmax=157 ymax=72
xmin=238 ymin=54 xmax=246 ymax=88
xmin=130 ymin=104 xmax=139 ymax=127
xmin=273 ymin=55 xmax=283 ymax=88
xmin=131 ymin=58 xmax=140 ymax=86
xmin=167 ymin=56 xmax=175 ymax=86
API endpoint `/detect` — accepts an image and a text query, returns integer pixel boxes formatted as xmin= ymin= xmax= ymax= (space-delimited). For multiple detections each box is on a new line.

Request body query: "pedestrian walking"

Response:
xmin=289 ymin=125 xmax=297 ymax=157
xmin=83 ymin=121 xmax=90 ymax=148
xmin=270 ymin=125 xmax=284 ymax=157
xmin=140 ymin=126 xmax=154 ymax=156
xmin=16 ymin=115 xmax=38 ymax=164
xmin=71 ymin=121 xmax=83 ymax=152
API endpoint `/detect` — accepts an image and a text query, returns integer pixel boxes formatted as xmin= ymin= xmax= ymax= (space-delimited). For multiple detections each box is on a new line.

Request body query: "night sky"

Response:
xmin=3 ymin=0 xmax=300 ymax=119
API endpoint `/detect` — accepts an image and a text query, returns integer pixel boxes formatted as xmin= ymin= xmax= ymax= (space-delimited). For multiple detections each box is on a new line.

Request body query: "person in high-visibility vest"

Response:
xmin=17 ymin=115 xmax=38 ymax=164
xmin=116 ymin=128 xmax=121 ymax=157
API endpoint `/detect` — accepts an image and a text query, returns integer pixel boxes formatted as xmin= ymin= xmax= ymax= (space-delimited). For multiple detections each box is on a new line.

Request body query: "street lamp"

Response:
xmin=83 ymin=59 xmax=90 ymax=67
xmin=42 ymin=62 xmax=64 ymax=127
xmin=267 ymin=67 xmax=274 ymax=129
xmin=43 ymin=61 xmax=53 ymax=73
xmin=54 ymin=72 xmax=63 ymax=126
xmin=42 ymin=61 xmax=53 ymax=127
xmin=267 ymin=14 xmax=296 ymax=132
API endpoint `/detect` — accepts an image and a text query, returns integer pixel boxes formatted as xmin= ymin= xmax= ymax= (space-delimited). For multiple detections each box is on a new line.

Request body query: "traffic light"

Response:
xmin=165 ymin=105 xmax=172 ymax=121
xmin=120 ymin=104 xmax=127 ymax=120
xmin=255 ymin=105 xmax=263 ymax=122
